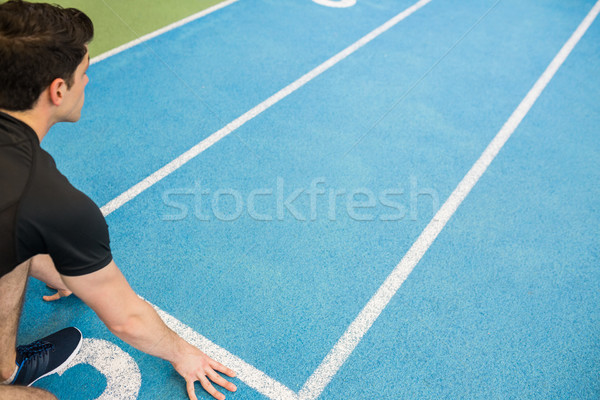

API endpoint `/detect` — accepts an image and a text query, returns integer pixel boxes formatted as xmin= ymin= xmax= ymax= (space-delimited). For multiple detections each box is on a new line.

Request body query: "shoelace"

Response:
xmin=16 ymin=340 xmax=54 ymax=361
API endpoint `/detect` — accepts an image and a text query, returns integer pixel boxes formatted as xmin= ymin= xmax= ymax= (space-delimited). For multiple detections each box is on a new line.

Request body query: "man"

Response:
xmin=0 ymin=1 xmax=237 ymax=399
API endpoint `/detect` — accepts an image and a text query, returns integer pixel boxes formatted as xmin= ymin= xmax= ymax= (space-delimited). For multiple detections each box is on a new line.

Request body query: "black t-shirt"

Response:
xmin=0 ymin=111 xmax=112 ymax=278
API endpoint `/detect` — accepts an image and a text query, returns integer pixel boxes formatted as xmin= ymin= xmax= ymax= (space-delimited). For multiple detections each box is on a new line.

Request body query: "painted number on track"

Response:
xmin=312 ymin=0 xmax=356 ymax=8
xmin=58 ymin=338 xmax=141 ymax=400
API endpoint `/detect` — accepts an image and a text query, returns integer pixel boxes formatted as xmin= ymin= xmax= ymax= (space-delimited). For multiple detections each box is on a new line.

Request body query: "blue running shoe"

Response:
xmin=11 ymin=327 xmax=82 ymax=386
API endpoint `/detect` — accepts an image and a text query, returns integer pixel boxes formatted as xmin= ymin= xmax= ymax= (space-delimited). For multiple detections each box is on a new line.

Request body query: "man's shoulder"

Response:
xmin=26 ymin=152 xmax=101 ymax=220
xmin=0 ymin=111 xmax=36 ymax=147
xmin=0 ymin=123 xmax=35 ymax=210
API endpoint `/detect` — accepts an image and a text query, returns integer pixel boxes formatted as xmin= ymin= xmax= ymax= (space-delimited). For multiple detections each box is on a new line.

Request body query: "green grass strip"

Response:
xmin=30 ymin=0 xmax=226 ymax=57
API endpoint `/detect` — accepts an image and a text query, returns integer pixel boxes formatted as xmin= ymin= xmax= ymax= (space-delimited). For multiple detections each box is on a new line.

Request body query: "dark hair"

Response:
xmin=0 ymin=0 xmax=93 ymax=111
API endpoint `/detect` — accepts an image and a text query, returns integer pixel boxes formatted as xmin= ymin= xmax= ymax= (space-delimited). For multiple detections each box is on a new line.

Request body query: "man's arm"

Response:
xmin=61 ymin=261 xmax=237 ymax=400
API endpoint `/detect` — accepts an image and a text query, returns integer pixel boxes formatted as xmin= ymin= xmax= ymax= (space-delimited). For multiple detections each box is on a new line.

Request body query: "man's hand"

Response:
xmin=171 ymin=343 xmax=237 ymax=400
xmin=29 ymin=255 xmax=73 ymax=301
xmin=43 ymin=285 xmax=72 ymax=302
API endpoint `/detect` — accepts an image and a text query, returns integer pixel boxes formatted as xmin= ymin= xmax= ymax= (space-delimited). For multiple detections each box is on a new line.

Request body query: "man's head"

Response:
xmin=0 ymin=1 xmax=93 ymax=121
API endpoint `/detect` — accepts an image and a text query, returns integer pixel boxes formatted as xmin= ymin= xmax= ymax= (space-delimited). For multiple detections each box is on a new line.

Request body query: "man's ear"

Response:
xmin=48 ymin=78 xmax=67 ymax=106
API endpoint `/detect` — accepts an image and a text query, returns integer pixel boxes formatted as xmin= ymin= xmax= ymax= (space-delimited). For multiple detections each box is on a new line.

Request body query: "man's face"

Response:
xmin=59 ymin=48 xmax=90 ymax=123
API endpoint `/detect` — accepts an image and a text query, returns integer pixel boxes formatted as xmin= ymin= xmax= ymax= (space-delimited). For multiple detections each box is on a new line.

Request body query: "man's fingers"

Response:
xmin=43 ymin=292 xmax=61 ymax=302
xmin=186 ymin=379 xmax=198 ymax=400
xmin=199 ymin=375 xmax=225 ymax=400
xmin=207 ymin=369 xmax=237 ymax=392
xmin=42 ymin=290 xmax=72 ymax=302
xmin=209 ymin=360 xmax=236 ymax=378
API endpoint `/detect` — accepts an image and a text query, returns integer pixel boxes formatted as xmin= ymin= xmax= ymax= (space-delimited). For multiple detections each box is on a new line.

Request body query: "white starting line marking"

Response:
xmin=90 ymin=0 xmax=239 ymax=65
xmin=297 ymin=1 xmax=600 ymax=399
xmin=99 ymin=0 xmax=433 ymax=216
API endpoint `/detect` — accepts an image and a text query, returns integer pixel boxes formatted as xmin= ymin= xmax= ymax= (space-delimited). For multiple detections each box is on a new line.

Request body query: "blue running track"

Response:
xmin=18 ymin=0 xmax=600 ymax=399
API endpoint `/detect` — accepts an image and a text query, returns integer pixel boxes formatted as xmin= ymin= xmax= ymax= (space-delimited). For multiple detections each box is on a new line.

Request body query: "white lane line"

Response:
xmin=90 ymin=0 xmax=238 ymax=65
xmin=99 ymin=0 xmax=432 ymax=216
xmin=150 ymin=300 xmax=298 ymax=400
xmin=297 ymin=2 xmax=600 ymax=399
